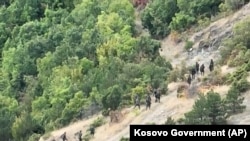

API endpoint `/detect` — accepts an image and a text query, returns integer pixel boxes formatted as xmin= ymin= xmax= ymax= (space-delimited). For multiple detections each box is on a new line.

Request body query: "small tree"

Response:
xmin=206 ymin=90 xmax=227 ymax=125
xmin=184 ymin=94 xmax=210 ymax=125
xmin=102 ymin=85 xmax=123 ymax=110
xmin=224 ymin=86 xmax=246 ymax=116
xmin=183 ymin=91 xmax=227 ymax=125
xmin=165 ymin=117 xmax=176 ymax=125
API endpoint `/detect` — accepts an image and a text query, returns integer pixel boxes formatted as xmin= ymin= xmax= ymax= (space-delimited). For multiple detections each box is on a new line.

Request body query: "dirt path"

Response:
xmin=40 ymin=3 xmax=250 ymax=141
xmin=93 ymin=82 xmax=196 ymax=141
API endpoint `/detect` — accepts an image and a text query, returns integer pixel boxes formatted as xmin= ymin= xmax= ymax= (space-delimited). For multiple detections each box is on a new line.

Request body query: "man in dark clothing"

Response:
xmin=187 ymin=74 xmax=192 ymax=86
xmin=78 ymin=130 xmax=82 ymax=141
xmin=196 ymin=62 xmax=199 ymax=74
xmin=89 ymin=126 xmax=95 ymax=136
xmin=134 ymin=94 xmax=140 ymax=109
xmin=200 ymin=64 xmax=205 ymax=76
xmin=146 ymin=94 xmax=151 ymax=110
xmin=209 ymin=59 xmax=214 ymax=72
xmin=191 ymin=67 xmax=196 ymax=79
xmin=60 ymin=132 xmax=68 ymax=141
xmin=154 ymin=88 xmax=160 ymax=103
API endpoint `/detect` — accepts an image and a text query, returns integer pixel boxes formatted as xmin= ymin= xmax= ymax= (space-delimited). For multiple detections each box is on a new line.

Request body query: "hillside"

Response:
xmin=40 ymin=2 xmax=250 ymax=141
xmin=1 ymin=1 xmax=250 ymax=141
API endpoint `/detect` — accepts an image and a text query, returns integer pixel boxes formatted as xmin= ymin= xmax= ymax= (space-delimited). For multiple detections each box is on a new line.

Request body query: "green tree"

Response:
xmin=184 ymin=91 xmax=227 ymax=125
xmin=184 ymin=94 xmax=210 ymax=124
xmin=102 ymin=85 xmax=123 ymax=110
xmin=233 ymin=17 xmax=250 ymax=49
xmin=169 ymin=12 xmax=196 ymax=32
xmin=61 ymin=91 xmax=89 ymax=124
xmin=206 ymin=91 xmax=227 ymax=125
xmin=178 ymin=0 xmax=222 ymax=17
xmin=0 ymin=95 xmax=18 ymax=141
xmin=11 ymin=112 xmax=35 ymax=141
xmin=141 ymin=0 xmax=179 ymax=39
xmin=224 ymin=86 xmax=246 ymax=116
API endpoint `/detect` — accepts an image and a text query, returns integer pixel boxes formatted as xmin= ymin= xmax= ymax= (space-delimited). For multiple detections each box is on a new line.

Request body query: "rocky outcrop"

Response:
xmin=191 ymin=3 xmax=250 ymax=54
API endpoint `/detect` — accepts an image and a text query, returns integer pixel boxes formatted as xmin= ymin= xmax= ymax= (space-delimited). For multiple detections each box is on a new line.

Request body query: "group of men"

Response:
xmin=134 ymin=88 xmax=161 ymax=110
xmin=57 ymin=60 xmax=215 ymax=140
xmin=60 ymin=126 xmax=95 ymax=141
xmin=187 ymin=59 xmax=214 ymax=86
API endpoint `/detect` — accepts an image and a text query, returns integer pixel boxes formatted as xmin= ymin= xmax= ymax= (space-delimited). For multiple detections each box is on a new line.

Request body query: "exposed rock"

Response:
xmin=198 ymin=40 xmax=210 ymax=51
xmin=193 ymin=31 xmax=205 ymax=42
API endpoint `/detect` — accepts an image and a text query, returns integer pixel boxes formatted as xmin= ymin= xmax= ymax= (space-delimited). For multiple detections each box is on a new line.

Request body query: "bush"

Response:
xmin=165 ymin=117 xmax=176 ymax=125
xmin=224 ymin=0 xmax=246 ymax=11
xmin=141 ymin=0 xmax=179 ymax=39
xmin=168 ymin=67 xmax=180 ymax=82
xmin=120 ymin=137 xmax=129 ymax=141
xmin=206 ymin=66 xmax=227 ymax=85
xmin=170 ymin=12 xmax=195 ymax=32
xmin=243 ymin=62 xmax=250 ymax=71
xmin=226 ymin=67 xmax=248 ymax=84
xmin=82 ymin=133 xmax=92 ymax=141
xmin=102 ymin=109 xmax=109 ymax=117
xmin=28 ymin=133 xmax=41 ymax=141
xmin=168 ymin=61 xmax=188 ymax=82
xmin=197 ymin=17 xmax=210 ymax=29
xmin=90 ymin=117 xmax=105 ymax=128
xmin=184 ymin=40 xmax=194 ymax=51
xmin=232 ymin=78 xmax=250 ymax=93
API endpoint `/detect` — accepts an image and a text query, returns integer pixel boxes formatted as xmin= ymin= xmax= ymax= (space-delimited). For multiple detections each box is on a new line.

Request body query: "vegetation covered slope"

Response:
xmin=0 ymin=0 xmax=173 ymax=141
xmin=1 ymin=0 xmax=250 ymax=141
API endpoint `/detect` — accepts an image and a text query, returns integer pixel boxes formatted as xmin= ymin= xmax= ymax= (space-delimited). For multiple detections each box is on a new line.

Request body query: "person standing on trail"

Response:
xmin=154 ymin=88 xmax=160 ymax=103
xmin=78 ymin=130 xmax=82 ymax=141
xmin=146 ymin=94 xmax=151 ymax=110
xmin=187 ymin=74 xmax=192 ymax=86
xmin=191 ymin=67 xmax=196 ymax=79
xmin=196 ymin=62 xmax=199 ymax=74
xmin=200 ymin=64 xmax=205 ymax=76
xmin=60 ymin=132 xmax=68 ymax=141
xmin=209 ymin=59 xmax=214 ymax=72
xmin=89 ymin=126 xmax=95 ymax=136
xmin=134 ymin=94 xmax=140 ymax=109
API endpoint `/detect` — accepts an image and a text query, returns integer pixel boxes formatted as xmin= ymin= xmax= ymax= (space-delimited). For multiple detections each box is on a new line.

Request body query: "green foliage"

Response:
xmin=178 ymin=0 xmax=222 ymax=17
xmin=233 ymin=17 xmax=250 ymax=49
xmin=120 ymin=137 xmax=130 ymax=141
xmin=222 ymin=0 xmax=246 ymax=12
xmin=220 ymin=17 xmax=250 ymax=65
xmin=90 ymin=117 xmax=106 ymax=128
xmin=224 ymin=86 xmax=246 ymax=116
xmin=168 ymin=61 xmax=187 ymax=82
xmin=102 ymin=85 xmax=123 ymax=110
xmin=165 ymin=117 xmax=176 ymax=125
xmin=0 ymin=0 xmax=171 ymax=140
xmin=27 ymin=133 xmax=42 ymax=141
xmin=184 ymin=91 xmax=227 ymax=125
xmin=141 ymin=0 xmax=225 ymax=37
xmin=141 ymin=0 xmax=179 ymax=39
xmin=0 ymin=95 xmax=18 ymax=141
xmin=170 ymin=12 xmax=195 ymax=32
xmin=184 ymin=40 xmax=194 ymax=51
xmin=61 ymin=91 xmax=89 ymax=125
xmin=11 ymin=112 xmax=34 ymax=141
xmin=226 ymin=67 xmax=248 ymax=84
xmin=232 ymin=78 xmax=250 ymax=93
